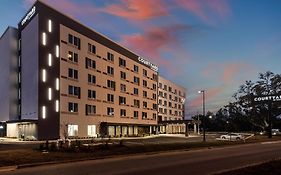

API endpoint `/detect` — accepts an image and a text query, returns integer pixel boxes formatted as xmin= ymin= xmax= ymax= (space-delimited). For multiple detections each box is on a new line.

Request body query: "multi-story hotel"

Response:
xmin=0 ymin=1 xmax=186 ymax=140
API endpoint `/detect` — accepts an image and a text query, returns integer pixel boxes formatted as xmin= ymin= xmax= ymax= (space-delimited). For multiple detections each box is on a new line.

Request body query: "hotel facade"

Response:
xmin=0 ymin=1 xmax=186 ymax=140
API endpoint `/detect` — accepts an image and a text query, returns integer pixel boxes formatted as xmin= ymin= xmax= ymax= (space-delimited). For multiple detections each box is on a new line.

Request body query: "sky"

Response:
xmin=1 ymin=0 xmax=281 ymax=118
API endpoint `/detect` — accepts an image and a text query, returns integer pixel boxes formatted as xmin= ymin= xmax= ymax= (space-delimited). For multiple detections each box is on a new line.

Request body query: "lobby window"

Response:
xmin=143 ymin=80 xmax=147 ymax=87
xmin=107 ymin=107 xmax=114 ymax=116
xmin=120 ymin=109 xmax=126 ymax=117
xmin=68 ymin=125 xmax=78 ymax=137
xmin=134 ymin=65 xmax=139 ymax=72
xmin=86 ymin=104 xmax=96 ymax=115
xmin=68 ymin=68 xmax=78 ymax=79
xmin=107 ymin=66 xmax=114 ymax=75
xmin=68 ymin=102 xmax=78 ymax=112
xmin=107 ymin=52 xmax=114 ymax=62
xmin=120 ymin=84 xmax=126 ymax=92
xmin=134 ymin=111 xmax=138 ymax=118
xmin=143 ymin=101 xmax=147 ymax=108
xmin=134 ymin=99 xmax=140 ymax=108
xmin=133 ymin=76 xmax=139 ymax=85
xmin=143 ymin=69 xmax=147 ymax=77
xmin=119 ymin=96 xmax=126 ymax=105
xmin=120 ymin=71 xmax=126 ymax=80
xmin=68 ymin=85 xmax=80 ymax=97
xmin=142 ymin=112 xmax=147 ymax=119
xmin=119 ymin=57 xmax=126 ymax=67
xmin=107 ymin=94 xmax=114 ymax=102
xmin=143 ymin=91 xmax=147 ymax=98
xmin=133 ymin=88 xmax=139 ymax=95
xmin=85 ymin=57 xmax=96 ymax=69
xmin=88 ymin=43 xmax=96 ymax=54
xmin=88 ymin=74 xmax=96 ymax=84
xmin=107 ymin=80 xmax=116 ymax=90
xmin=88 ymin=90 xmax=96 ymax=99
xmin=68 ymin=34 xmax=81 ymax=49
xmin=68 ymin=51 xmax=78 ymax=63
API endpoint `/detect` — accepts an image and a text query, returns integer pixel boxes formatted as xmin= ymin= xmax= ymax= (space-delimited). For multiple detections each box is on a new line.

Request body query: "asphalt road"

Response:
xmin=2 ymin=141 xmax=281 ymax=175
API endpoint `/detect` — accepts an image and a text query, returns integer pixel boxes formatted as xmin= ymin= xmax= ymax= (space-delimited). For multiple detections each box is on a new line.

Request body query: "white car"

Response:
xmin=220 ymin=133 xmax=244 ymax=141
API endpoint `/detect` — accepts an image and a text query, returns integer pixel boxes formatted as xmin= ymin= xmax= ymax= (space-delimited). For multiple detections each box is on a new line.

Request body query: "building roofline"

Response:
xmin=0 ymin=26 xmax=17 ymax=40
xmin=159 ymin=75 xmax=187 ymax=91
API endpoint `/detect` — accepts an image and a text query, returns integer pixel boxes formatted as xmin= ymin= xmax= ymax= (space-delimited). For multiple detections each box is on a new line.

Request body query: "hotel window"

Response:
xmin=68 ymin=85 xmax=80 ymax=97
xmin=120 ymin=109 xmax=126 ymax=117
xmin=142 ymin=112 xmax=147 ymax=119
xmin=120 ymin=84 xmax=126 ymax=92
xmin=134 ymin=65 xmax=139 ymax=72
xmin=68 ymin=34 xmax=81 ymax=49
xmin=68 ymin=51 xmax=78 ymax=63
xmin=68 ymin=125 xmax=78 ymax=137
xmin=169 ymin=95 xmax=172 ymax=100
xmin=175 ymin=90 xmax=177 ymax=95
xmin=164 ymin=85 xmax=167 ymax=91
xmin=68 ymin=102 xmax=78 ymax=112
xmin=134 ymin=111 xmax=139 ymax=118
xmin=164 ymin=93 xmax=167 ymax=98
xmin=85 ymin=57 xmax=96 ymax=69
xmin=107 ymin=107 xmax=114 ymax=116
xmin=68 ymin=68 xmax=78 ymax=79
xmin=164 ymin=101 xmax=167 ymax=106
xmin=133 ymin=76 xmax=139 ymax=85
xmin=175 ymin=111 xmax=178 ymax=116
xmin=119 ymin=57 xmax=126 ymax=67
xmin=159 ymin=99 xmax=162 ymax=105
xmin=107 ymin=94 xmax=114 ymax=102
xmin=134 ymin=99 xmax=140 ymax=108
xmin=159 ymin=108 xmax=163 ymax=114
xmin=120 ymin=71 xmax=126 ymax=80
xmin=159 ymin=83 xmax=162 ymax=89
xmin=153 ymin=84 xmax=157 ymax=90
xmin=143 ymin=101 xmax=147 ymax=108
xmin=86 ymin=105 xmax=96 ymax=115
xmin=179 ymin=91 xmax=181 ymax=96
xmin=153 ymin=93 xmax=157 ymax=100
xmin=153 ymin=113 xmax=156 ymax=120
xmin=107 ymin=80 xmax=116 ymax=90
xmin=88 ymin=90 xmax=96 ymax=99
xmin=169 ymin=102 xmax=172 ymax=107
xmin=143 ymin=69 xmax=147 ymax=77
xmin=119 ymin=96 xmax=126 ymax=105
xmin=107 ymin=66 xmax=114 ymax=75
xmin=143 ymin=80 xmax=147 ymax=87
xmin=143 ymin=91 xmax=147 ymax=98
xmin=88 ymin=74 xmax=96 ymax=84
xmin=153 ymin=104 xmax=157 ymax=110
xmin=164 ymin=109 xmax=167 ymax=114
xmin=175 ymin=96 xmax=178 ymax=101
xmin=169 ymin=87 xmax=172 ymax=92
xmin=169 ymin=110 xmax=172 ymax=115
xmin=107 ymin=52 xmax=114 ymax=62
xmin=133 ymin=88 xmax=138 ymax=95
xmin=152 ymin=74 xmax=157 ymax=81
xmin=159 ymin=91 xmax=163 ymax=97
xmin=88 ymin=43 xmax=96 ymax=54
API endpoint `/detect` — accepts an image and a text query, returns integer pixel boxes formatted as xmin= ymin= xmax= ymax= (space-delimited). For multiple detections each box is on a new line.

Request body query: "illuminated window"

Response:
xmin=56 ymin=45 xmax=59 ymax=58
xmin=56 ymin=78 xmax=59 ymax=90
xmin=55 ymin=100 xmax=59 ymax=112
xmin=48 ymin=19 xmax=52 ymax=33
xmin=42 ymin=106 xmax=46 ymax=119
xmin=48 ymin=53 xmax=52 ymax=66
xmin=42 ymin=32 xmax=46 ymax=45
xmin=48 ymin=88 xmax=52 ymax=100
xmin=42 ymin=69 xmax=46 ymax=82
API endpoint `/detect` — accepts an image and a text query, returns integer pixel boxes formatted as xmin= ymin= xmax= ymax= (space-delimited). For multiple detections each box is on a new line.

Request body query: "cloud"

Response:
xmin=101 ymin=0 xmax=169 ymax=20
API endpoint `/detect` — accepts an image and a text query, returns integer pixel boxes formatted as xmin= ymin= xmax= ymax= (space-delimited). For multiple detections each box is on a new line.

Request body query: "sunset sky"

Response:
xmin=1 ymin=0 xmax=281 ymax=118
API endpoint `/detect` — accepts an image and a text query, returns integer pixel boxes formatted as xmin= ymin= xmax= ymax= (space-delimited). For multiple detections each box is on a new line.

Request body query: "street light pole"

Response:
xmin=198 ymin=90 xmax=206 ymax=142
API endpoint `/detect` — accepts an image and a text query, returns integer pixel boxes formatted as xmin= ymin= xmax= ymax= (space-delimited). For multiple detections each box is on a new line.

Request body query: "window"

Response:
xmin=143 ymin=91 xmax=147 ymax=98
xmin=134 ymin=111 xmax=138 ymax=118
xmin=134 ymin=99 xmax=140 ymax=108
xmin=88 ymin=74 xmax=96 ymax=84
xmin=68 ymin=68 xmax=78 ymax=79
xmin=142 ymin=112 xmax=147 ymax=119
xmin=107 ymin=94 xmax=114 ymax=102
xmin=169 ymin=86 xmax=172 ymax=92
xmin=120 ymin=109 xmax=126 ymax=116
xmin=164 ymin=93 xmax=167 ymax=98
xmin=119 ymin=96 xmax=126 ymax=105
xmin=159 ymin=108 xmax=163 ymax=114
xmin=143 ymin=101 xmax=147 ymax=108
xmin=153 ymin=113 xmax=156 ymax=120
xmin=107 ymin=107 xmax=114 ymax=116
xmin=164 ymin=109 xmax=167 ymax=114
xmin=88 ymin=90 xmax=96 ymax=99
xmin=134 ymin=65 xmax=139 ymax=72
xmin=169 ymin=110 xmax=172 ymax=115
xmin=85 ymin=57 xmax=96 ymax=69
xmin=68 ymin=85 xmax=80 ymax=97
xmin=120 ymin=84 xmax=126 ymax=92
xmin=164 ymin=101 xmax=167 ymax=106
xmin=169 ymin=94 xmax=172 ymax=100
xmin=143 ymin=80 xmax=147 ymax=87
xmin=169 ymin=102 xmax=172 ymax=107
xmin=153 ymin=103 xmax=157 ymax=110
xmin=133 ymin=76 xmax=139 ymax=85
xmin=119 ymin=57 xmax=126 ymax=67
xmin=88 ymin=43 xmax=96 ymax=54
xmin=120 ymin=71 xmax=126 ymax=80
xmin=153 ymin=93 xmax=157 ymax=100
xmin=143 ymin=69 xmax=147 ymax=77
xmin=133 ymin=88 xmax=138 ymax=95
xmin=107 ymin=80 xmax=116 ymax=90
xmin=159 ymin=99 xmax=162 ymax=105
xmin=164 ymin=85 xmax=167 ymax=91
xmin=159 ymin=83 xmax=162 ymax=89
xmin=159 ymin=91 xmax=163 ymax=97
xmin=68 ymin=125 xmax=78 ymax=136
xmin=68 ymin=102 xmax=78 ymax=112
xmin=107 ymin=52 xmax=114 ymax=62
xmin=68 ymin=51 xmax=78 ymax=63
xmin=88 ymin=125 xmax=97 ymax=137
xmin=86 ymin=105 xmax=96 ymax=115
xmin=68 ymin=34 xmax=80 ymax=49
xmin=152 ymin=74 xmax=157 ymax=81
xmin=107 ymin=66 xmax=114 ymax=75
xmin=153 ymin=84 xmax=157 ymax=90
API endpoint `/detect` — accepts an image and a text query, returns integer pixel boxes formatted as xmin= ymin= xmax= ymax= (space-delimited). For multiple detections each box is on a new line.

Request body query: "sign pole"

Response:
xmin=268 ymin=102 xmax=272 ymax=138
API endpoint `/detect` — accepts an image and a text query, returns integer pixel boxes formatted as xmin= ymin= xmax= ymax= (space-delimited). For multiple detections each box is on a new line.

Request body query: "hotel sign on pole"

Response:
xmin=253 ymin=94 xmax=281 ymax=104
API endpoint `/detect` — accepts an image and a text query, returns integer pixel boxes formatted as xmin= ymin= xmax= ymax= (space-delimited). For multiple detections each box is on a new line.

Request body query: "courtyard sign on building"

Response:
xmin=138 ymin=56 xmax=158 ymax=72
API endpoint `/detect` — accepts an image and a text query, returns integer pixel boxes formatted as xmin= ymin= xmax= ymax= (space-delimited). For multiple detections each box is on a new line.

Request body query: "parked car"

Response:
xmin=220 ymin=133 xmax=244 ymax=141
xmin=272 ymin=129 xmax=280 ymax=135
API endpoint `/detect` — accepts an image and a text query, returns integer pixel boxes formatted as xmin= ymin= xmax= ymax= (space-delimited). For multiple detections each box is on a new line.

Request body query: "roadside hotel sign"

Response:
xmin=253 ymin=94 xmax=281 ymax=104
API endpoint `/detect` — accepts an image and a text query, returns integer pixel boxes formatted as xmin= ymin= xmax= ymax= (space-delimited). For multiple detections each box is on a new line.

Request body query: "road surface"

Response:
xmin=2 ymin=141 xmax=281 ymax=175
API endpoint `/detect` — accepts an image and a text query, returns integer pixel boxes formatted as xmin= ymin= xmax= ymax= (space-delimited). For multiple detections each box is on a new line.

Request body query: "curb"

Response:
xmin=0 ymin=166 xmax=18 ymax=172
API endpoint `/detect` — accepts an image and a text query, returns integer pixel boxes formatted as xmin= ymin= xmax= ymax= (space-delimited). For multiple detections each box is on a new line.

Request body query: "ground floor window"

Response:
xmin=87 ymin=125 xmax=97 ymax=137
xmin=68 ymin=124 xmax=78 ymax=136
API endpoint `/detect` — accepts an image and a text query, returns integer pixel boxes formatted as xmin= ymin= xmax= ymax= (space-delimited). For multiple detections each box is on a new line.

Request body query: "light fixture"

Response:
xmin=55 ymin=100 xmax=59 ymax=112
xmin=42 ymin=106 xmax=46 ymax=119
xmin=48 ymin=88 xmax=52 ymax=100
xmin=56 ymin=45 xmax=59 ymax=58
xmin=56 ymin=78 xmax=59 ymax=90
xmin=42 ymin=32 xmax=46 ymax=45
xmin=42 ymin=69 xmax=46 ymax=82
xmin=48 ymin=19 xmax=52 ymax=33
xmin=48 ymin=53 xmax=52 ymax=66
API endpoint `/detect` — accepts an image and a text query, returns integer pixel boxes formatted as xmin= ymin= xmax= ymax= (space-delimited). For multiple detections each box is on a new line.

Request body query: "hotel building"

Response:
xmin=0 ymin=1 xmax=186 ymax=140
